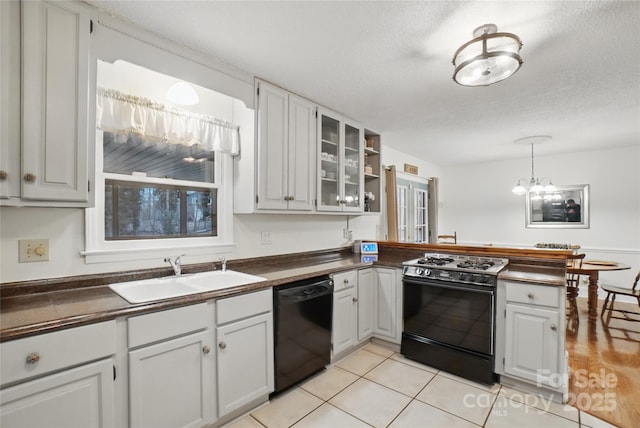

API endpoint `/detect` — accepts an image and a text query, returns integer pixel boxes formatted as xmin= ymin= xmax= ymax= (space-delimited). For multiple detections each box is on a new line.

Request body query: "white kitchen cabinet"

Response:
xmin=357 ymin=269 xmax=375 ymax=341
xmin=317 ymin=108 xmax=364 ymax=212
xmin=332 ymin=285 xmax=358 ymax=357
xmin=0 ymin=0 xmax=21 ymax=200
xmin=127 ymin=303 xmax=215 ymax=428
xmin=0 ymin=0 xmax=95 ymax=206
xmin=497 ymin=280 xmax=567 ymax=396
xmin=373 ymin=268 xmax=400 ymax=343
xmin=1 ymin=359 xmax=115 ymax=428
xmin=216 ymin=289 xmax=274 ymax=417
xmin=256 ymin=79 xmax=316 ymax=211
xmin=0 ymin=321 xmax=117 ymax=428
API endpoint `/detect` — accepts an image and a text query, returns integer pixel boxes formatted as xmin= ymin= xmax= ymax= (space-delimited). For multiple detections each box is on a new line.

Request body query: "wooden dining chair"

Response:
xmin=438 ymin=231 xmax=457 ymax=244
xmin=566 ymin=253 xmax=586 ymax=324
xmin=600 ymin=271 xmax=640 ymax=322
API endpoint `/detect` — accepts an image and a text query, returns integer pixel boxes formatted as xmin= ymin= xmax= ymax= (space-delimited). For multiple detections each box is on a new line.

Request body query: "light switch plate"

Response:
xmin=19 ymin=239 xmax=50 ymax=263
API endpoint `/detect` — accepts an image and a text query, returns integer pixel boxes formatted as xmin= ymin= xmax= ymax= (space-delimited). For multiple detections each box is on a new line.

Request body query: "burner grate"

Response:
xmin=417 ymin=257 xmax=454 ymax=266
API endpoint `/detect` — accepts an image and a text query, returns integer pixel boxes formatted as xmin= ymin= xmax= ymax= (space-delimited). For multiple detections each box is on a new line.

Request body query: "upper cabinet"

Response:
xmin=317 ymin=108 xmax=363 ymax=213
xmin=236 ymin=79 xmax=381 ymax=215
xmin=255 ymin=80 xmax=316 ymax=211
xmin=0 ymin=0 xmax=95 ymax=207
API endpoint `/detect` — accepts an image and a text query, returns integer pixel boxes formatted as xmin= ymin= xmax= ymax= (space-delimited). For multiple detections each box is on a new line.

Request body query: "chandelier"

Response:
xmin=452 ymin=24 xmax=523 ymax=87
xmin=512 ymin=136 xmax=556 ymax=197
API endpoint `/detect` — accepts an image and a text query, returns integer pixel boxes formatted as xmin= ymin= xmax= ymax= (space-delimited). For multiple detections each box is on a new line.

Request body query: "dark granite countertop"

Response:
xmin=0 ymin=246 xmax=565 ymax=342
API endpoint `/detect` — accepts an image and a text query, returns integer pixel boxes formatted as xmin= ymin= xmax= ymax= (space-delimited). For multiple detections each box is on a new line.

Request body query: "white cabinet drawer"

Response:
xmin=217 ymin=289 xmax=272 ymax=325
xmin=0 ymin=321 xmax=116 ymax=387
xmin=332 ymin=270 xmax=358 ymax=291
xmin=128 ymin=303 xmax=208 ymax=348
xmin=506 ymin=283 xmax=560 ymax=307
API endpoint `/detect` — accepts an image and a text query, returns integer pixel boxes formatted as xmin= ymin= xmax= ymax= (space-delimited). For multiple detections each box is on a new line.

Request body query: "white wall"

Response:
xmin=439 ymin=145 xmax=640 ymax=285
xmin=0 ymin=209 xmax=382 ymax=283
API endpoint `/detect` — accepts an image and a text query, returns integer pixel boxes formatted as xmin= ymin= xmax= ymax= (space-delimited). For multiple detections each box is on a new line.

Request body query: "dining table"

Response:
xmin=566 ymin=259 xmax=631 ymax=320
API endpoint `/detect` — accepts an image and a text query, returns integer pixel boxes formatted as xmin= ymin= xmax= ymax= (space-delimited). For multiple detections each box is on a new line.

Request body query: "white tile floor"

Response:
xmin=225 ymin=343 xmax=617 ymax=428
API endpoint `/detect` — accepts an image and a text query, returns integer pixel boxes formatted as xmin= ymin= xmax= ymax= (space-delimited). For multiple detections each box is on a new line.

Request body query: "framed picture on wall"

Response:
xmin=525 ymin=184 xmax=590 ymax=229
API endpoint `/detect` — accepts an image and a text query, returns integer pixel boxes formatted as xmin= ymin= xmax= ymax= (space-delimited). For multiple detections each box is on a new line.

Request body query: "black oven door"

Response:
xmin=403 ymin=277 xmax=495 ymax=356
xmin=402 ymin=277 xmax=497 ymax=384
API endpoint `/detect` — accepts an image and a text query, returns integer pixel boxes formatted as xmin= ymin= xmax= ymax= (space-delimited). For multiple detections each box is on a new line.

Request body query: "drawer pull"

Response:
xmin=218 ymin=342 xmax=227 ymax=350
xmin=550 ymin=324 xmax=557 ymax=331
xmin=344 ymin=279 xmax=349 ymax=284
xmin=353 ymin=297 xmax=358 ymax=303
xmin=0 ymin=171 xmax=7 ymax=180
xmin=527 ymin=293 xmax=534 ymax=299
xmin=25 ymin=352 xmax=40 ymax=364
xmin=202 ymin=345 xmax=211 ymax=354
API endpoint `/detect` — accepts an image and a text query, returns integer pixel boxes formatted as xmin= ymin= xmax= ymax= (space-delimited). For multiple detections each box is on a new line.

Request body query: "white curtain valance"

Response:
xmin=96 ymin=87 xmax=240 ymax=156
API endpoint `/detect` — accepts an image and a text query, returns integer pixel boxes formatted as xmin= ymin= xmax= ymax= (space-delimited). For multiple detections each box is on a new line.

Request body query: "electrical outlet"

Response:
xmin=261 ymin=231 xmax=272 ymax=245
xmin=19 ymin=239 xmax=50 ymax=263
xmin=343 ymin=228 xmax=352 ymax=240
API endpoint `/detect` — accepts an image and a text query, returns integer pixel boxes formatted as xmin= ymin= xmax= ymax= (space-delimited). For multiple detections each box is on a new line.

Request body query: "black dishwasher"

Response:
xmin=272 ymin=276 xmax=333 ymax=395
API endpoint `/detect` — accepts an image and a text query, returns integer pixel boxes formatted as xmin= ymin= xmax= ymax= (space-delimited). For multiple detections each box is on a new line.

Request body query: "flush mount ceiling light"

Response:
xmin=512 ymin=135 xmax=556 ymax=196
xmin=452 ymin=23 xmax=523 ymax=87
xmin=166 ymin=81 xmax=199 ymax=106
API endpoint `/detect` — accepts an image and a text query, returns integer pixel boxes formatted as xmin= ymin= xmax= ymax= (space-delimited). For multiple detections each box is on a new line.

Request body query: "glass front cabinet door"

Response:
xmin=317 ymin=109 xmax=363 ymax=212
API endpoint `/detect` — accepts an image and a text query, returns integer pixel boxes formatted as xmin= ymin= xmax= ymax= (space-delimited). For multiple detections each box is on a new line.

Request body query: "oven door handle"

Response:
xmin=403 ymin=278 xmax=494 ymax=295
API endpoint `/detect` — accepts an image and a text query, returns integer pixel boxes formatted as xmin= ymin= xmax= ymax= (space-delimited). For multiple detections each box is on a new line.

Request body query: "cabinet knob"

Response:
xmin=527 ymin=293 xmax=534 ymax=299
xmin=0 ymin=171 xmax=7 ymax=180
xmin=550 ymin=324 xmax=557 ymax=331
xmin=344 ymin=279 xmax=349 ymax=284
xmin=352 ymin=297 xmax=358 ymax=303
xmin=218 ymin=342 xmax=227 ymax=350
xmin=23 ymin=173 xmax=36 ymax=183
xmin=26 ymin=352 xmax=40 ymax=364
xmin=202 ymin=345 xmax=211 ymax=354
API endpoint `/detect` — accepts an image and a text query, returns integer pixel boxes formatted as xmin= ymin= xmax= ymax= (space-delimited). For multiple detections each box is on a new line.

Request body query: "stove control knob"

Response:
xmin=416 ymin=268 xmax=424 ymax=276
xmin=458 ymin=273 xmax=467 ymax=282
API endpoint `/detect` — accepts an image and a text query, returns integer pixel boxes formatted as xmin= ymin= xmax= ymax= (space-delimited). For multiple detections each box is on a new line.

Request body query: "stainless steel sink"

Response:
xmin=109 ymin=270 xmax=267 ymax=304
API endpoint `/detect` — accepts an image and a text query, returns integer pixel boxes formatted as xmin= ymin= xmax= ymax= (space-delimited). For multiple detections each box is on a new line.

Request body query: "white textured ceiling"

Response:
xmin=86 ymin=0 xmax=640 ymax=166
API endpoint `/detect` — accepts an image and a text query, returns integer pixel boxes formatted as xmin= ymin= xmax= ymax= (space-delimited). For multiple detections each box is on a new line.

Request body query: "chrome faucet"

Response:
xmin=164 ymin=254 xmax=186 ymax=276
xmin=219 ymin=257 xmax=227 ymax=272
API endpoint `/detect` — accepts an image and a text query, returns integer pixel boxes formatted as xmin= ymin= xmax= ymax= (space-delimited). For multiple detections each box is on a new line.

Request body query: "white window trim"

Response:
xmin=83 ymin=130 xmax=234 ymax=264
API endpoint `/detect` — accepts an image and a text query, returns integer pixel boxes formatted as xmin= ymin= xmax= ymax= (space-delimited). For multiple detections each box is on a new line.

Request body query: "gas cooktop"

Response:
xmin=404 ymin=253 xmax=508 ymax=275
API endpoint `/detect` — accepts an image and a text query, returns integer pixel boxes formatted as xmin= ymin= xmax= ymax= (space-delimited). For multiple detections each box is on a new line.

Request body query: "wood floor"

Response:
xmin=565 ymin=297 xmax=640 ymax=427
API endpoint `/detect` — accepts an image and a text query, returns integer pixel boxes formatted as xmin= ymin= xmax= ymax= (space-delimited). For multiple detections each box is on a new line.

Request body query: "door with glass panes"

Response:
xmin=396 ymin=177 xmax=430 ymax=243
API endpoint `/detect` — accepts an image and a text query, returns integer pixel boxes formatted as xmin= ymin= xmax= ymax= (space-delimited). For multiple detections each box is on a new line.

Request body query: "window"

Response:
xmin=103 ymin=132 xmax=217 ymax=240
xmin=84 ymin=58 xmax=241 ymax=263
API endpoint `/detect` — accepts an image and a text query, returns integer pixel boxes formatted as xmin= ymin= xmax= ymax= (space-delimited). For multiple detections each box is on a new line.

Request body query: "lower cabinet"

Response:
xmin=332 ymin=267 xmax=402 ymax=359
xmin=372 ymin=268 xmax=400 ymax=342
xmin=216 ymin=289 xmax=274 ymax=418
xmin=496 ymin=280 xmax=567 ymax=397
xmin=504 ymin=304 xmax=560 ymax=384
xmin=357 ymin=269 xmax=375 ymax=341
xmin=0 ymin=321 xmax=117 ymax=428
xmin=127 ymin=303 xmax=215 ymax=428
xmin=128 ymin=331 xmax=213 ymax=428
xmin=0 ymin=359 xmax=115 ymax=428
xmin=333 ymin=285 xmax=359 ymax=356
